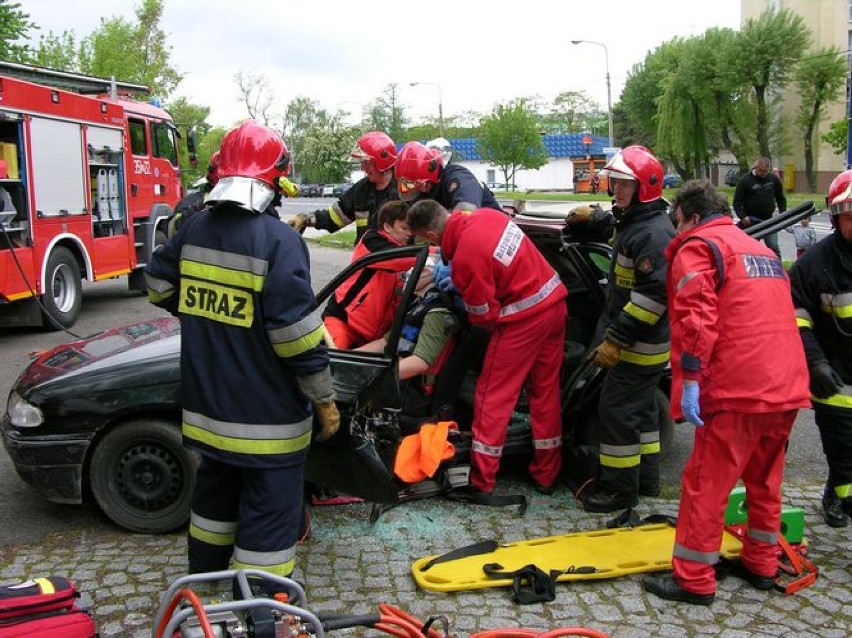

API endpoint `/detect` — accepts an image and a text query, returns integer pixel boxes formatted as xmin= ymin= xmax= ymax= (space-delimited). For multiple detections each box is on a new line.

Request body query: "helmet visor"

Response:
xmin=398 ymin=177 xmax=426 ymax=202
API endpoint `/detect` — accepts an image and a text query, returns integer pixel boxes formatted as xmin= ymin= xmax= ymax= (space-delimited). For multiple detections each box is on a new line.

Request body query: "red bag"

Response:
xmin=0 ymin=576 xmax=97 ymax=637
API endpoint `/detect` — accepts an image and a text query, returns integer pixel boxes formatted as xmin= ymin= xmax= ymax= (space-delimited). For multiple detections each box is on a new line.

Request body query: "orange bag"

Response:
xmin=393 ymin=421 xmax=457 ymax=484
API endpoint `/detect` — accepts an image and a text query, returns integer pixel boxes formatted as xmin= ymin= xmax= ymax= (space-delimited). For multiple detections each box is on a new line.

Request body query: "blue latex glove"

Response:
xmin=438 ymin=276 xmax=459 ymax=295
xmin=433 ymin=262 xmax=452 ymax=288
xmin=681 ymin=381 xmax=704 ymax=427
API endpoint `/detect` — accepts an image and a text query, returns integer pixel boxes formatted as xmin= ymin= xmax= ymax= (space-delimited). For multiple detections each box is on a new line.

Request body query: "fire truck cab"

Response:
xmin=0 ymin=62 xmax=187 ymax=329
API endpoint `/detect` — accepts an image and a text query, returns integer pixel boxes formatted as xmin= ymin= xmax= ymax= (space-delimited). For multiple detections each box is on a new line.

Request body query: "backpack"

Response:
xmin=0 ymin=576 xmax=98 ymax=637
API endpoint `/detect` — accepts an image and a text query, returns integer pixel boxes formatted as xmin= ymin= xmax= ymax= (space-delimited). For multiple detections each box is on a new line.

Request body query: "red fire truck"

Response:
xmin=0 ymin=61 xmax=193 ymax=329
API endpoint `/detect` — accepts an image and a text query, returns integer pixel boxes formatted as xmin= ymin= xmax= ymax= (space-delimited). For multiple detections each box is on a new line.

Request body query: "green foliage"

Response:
xmin=167 ymin=97 xmax=216 ymax=187
xmin=0 ymin=0 xmax=34 ymax=62
xmin=794 ymin=47 xmax=847 ymax=192
xmin=477 ymin=100 xmax=549 ymax=185
xmin=31 ymin=30 xmax=80 ymax=70
xmin=299 ymin=116 xmax=359 ymax=184
xmin=821 ymin=119 xmax=847 ymax=156
xmin=363 ymin=84 xmax=408 ymax=142
xmin=540 ymin=91 xmax=604 ymax=135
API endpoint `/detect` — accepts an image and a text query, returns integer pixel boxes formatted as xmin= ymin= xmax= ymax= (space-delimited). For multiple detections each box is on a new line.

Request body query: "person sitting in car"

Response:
xmin=322 ymin=200 xmax=416 ymax=349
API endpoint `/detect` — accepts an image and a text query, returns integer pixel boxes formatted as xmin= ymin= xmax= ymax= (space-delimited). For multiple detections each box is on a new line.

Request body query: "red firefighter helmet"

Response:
xmin=206 ymin=151 xmax=221 ymax=186
xmin=395 ymin=142 xmax=443 ymax=201
xmin=601 ymin=145 xmax=664 ymax=203
xmin=827 ymin=169 xmax=852 ymax=216
xmin=351 ymin=131 xmax=397 ymax=172
xmin=207 ymin=121 xmax=290 ymax=212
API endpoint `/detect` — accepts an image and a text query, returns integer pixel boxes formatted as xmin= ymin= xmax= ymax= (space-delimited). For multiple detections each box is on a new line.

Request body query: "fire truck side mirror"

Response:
xmin=187 ymin=127 xmax=198 ymax=166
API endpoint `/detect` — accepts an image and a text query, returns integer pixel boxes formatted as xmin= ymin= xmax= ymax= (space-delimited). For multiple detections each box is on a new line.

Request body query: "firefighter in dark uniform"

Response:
xmin=145 ymin=120 xmax=340 ymax=596
xmin=166 ymin=152 xmax=220 ymax=238
xmin=789 ymin=168 xmax=852 ymax=528
xmin=394 ymin=141 xmax=502 ymax=212
xmin=581 ymin=146 xmax=675 ymax=513
xmin=288 ymin=131 xmax=398 ymax=241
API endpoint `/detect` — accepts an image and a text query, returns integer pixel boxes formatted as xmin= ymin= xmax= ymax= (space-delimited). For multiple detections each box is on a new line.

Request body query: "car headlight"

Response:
xmin=6 ymin=392 xmax=43 ymax=428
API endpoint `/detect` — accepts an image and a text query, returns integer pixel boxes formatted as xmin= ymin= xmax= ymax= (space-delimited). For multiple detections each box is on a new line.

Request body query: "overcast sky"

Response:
xmin=23 ymin=0 xmax=741 ymax=130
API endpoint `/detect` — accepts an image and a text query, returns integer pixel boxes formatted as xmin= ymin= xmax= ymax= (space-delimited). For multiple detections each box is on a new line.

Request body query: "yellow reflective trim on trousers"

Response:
xmin=34 ymin=577 xmax=55 ymax=594
xmin=272 ymin=325 xmax=325 ymax=358
xmin=147 ymin=289 xmax=174 ymax=304
xmin=620 ymin=349 xmax=670 ymax=366
xmin=600 ymin=453 xmax=641 ymax=469
xmin=640 ymin=441 xmax=661 ymax=455
xmin=796 ymin=317 xmax=813 ymax=329
xmin=835 ymin=484 xmax=852 ymax=498
xmin=189 ymin=522 xmax=235 ymax=546
xmin=180 ymin=260 xmax=265 ymax=292
xmin=355 ymin=218 xmax=368 ymax=226
xmin=812 ymin=393 xmax=852 ymax=408
xmin=183 ymin=423 xmax=312 ymax=455
xmin=821 ymin=303 xmax=852 ymax=319
xmin=624 ymin=301 xmax=661 ymax=325
xmin=231 ymin=558 xmax=294 ymax=578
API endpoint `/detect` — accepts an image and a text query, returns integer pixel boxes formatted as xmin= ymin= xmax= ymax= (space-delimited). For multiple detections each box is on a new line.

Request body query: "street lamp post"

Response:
xmin=409 ymin=81 xmax=444 ymax=138
xmin=571 ymin=39 xmax=613 ymax=148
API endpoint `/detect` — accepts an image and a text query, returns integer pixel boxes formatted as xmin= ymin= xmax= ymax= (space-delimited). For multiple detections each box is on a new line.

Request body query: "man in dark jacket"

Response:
xmin=733 ymin=157 xmax=786 ymax=259
xmin=145 ymin=121 xmax=339 ymax=597
xmin=789 ymin=169 xmax=852 ymax=528
xmin=580 ymin=146 xmax=675 ymax=513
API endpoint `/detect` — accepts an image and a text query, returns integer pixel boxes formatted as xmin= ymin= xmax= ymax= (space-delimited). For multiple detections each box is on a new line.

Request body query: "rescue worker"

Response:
xmin=579 ymin=146 xmax=675 ymax=513
xmin=167 ymin=152 xmax=220 ymax=238
xmin=789 ymin=169 xmax=852 ymax=528
xmin=395 ymin=141 xmax=502 ymax=212
xmin=406 ymin=199 xmax=568 ymax=494
xmin=144 ymin=120 xmax=339 ymax=597
xmin=288 ymin=131 xmax=398 ymax=241
xmin=642 ymin=180 xmax=809 ymax=605
xmin=322 ymin=200 xmax=417 ymax=349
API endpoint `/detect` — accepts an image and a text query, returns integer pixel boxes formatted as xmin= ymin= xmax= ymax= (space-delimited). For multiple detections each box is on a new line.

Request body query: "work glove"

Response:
xmin=566 ymin=203 xmax=602 ymax=224
xmin=681 ymin=381 xmax=704 ymax=427
xmin=587 ymin=340 xmax=621 ymax=369
xmin=809 ymin=361 xmax=843 ymax=399
xmin=287 ymin=213 xmax=314 ymax=233
xmin=437 ymin=276 xmax=459 ymax=295
xmin=313 ymin=400 xmax=340 ymax=442
xmin=433 ymin=262 xmax=452 ymax=287
xmin=277 ymin=177 xmax=300 ymax=198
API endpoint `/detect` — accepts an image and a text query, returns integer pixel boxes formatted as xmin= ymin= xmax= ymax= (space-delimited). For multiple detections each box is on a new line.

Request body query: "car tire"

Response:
xmin=89 ymin=419 xmax=197 ymax=533
xmin=40 ymin=246 xmax=82 ymax=330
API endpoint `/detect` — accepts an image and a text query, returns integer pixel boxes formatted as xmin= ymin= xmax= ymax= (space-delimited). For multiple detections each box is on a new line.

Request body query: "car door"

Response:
xmin=304 ymin=244 xmax=431 ymax=503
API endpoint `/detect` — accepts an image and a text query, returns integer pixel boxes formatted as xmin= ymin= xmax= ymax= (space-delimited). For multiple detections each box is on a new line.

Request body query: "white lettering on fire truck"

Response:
xmin=133 ymin=159 xmax=151 ymax=175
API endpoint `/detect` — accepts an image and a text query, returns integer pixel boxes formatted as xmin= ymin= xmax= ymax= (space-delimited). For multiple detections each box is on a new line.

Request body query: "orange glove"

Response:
xmin=588 ymin=340 xmax=621 ymax=369
xmin=313 ymin=401 xmax=340 ymax=442
xmin=566 ymin=203 xmax=602 ymax=224
xmin=287 ymin=213 xmax=313 ymax=233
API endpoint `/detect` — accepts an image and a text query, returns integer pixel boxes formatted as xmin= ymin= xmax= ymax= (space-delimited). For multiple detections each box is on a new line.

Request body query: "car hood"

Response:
xmin=15 ymin=316 xmax=181 ymax=395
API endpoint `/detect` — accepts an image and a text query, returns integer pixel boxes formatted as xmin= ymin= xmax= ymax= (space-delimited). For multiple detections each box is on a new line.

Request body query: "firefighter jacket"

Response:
xmin=145 ymin=204 xmax=331 ymax=468
xmin=323 ymin=228 xmax=415 ymax=345
xmin=420 ymin=164 xmax=502 ymax=212
xmin=789 ymin=231 xmax=852 ymax=412
xmin=602 ymin=200 xmax=675 ymax=365
xmin=665 ymin=215 xmax=810 ymax=418
xmin=441 ymin=208 xmax=567 ymax=330
xmin=313 ymin=176 xmax=398 ymax=240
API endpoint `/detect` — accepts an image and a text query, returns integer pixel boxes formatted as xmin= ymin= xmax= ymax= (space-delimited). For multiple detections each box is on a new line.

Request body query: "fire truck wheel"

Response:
xmin=40 ymin=246 xmax=82 ymax=330
xmin=89 ymin=419 xmax=198 ymax=533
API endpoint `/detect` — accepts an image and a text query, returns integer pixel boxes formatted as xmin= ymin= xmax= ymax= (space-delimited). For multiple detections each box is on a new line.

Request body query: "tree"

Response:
xmin=234 ymin=71 xmax=276 ymax=126
xmin=283 ymin=97 xmax=331 ymax=181
xmin=477 ymin=100 xmax=548 ymax=187
xmin=167 ymin=97 xmax=215 ymax=187
xmin=541 ymin=90 xmax=604 ymax=135
xmin=794 ymin=47 xmax=847 ymax=192
xmin=821 ymin=118 xmax=847 ymax=158
xmin=78 ymin=0 xmax=181 ymax=98
xmin=728 ymin=8 xmax=810 ymax=159
xmin=30 ymin=31 xmax=80 ymax=71
xmin=298 ymin=115 xmax=358 ymax=184
xmin=0 ymin=0 xmax=34 ymax=62
xmin=364 ymin=84 xmax=408 ymax=142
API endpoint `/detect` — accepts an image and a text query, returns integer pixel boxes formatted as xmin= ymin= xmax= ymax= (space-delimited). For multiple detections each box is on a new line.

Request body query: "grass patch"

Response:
xmin=308 ymin=230 xmax=357 ymax=249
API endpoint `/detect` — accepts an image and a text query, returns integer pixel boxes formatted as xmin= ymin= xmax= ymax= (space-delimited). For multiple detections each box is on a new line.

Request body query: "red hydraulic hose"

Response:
xmin=154 ymin=588 xmax=214 ymax=638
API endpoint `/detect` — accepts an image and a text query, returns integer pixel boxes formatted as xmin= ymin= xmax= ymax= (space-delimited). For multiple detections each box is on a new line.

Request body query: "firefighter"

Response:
xmin=643 ymin=180 xmax=809 ymax=605
xmin=426 ymin=137 xmax=453 ymax=166
xmin=406 ymin=199 xmax=568 ymax=494
xmin=144 ymin=120 xmax=339 ymax=597
xmin=789 ymin=169 xmax=852 ymax=528
xmin=167 ymin=152 xmax=220 ymax=238
xmin=288 ymin=131 xmax=398 ymax=241
xmin=580 ymin=146 xmax=675 ymax=513
xmin=395 ymin=141 xmax=502 ymax=212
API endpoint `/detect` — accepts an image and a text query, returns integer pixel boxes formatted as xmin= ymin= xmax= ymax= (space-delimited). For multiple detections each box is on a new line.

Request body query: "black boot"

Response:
xmin=582 ymin=488 xmax=638 ymax=513
xmin=822 ymin=486 xmax=849 ymax=528
xmin=642 ymin=574 xmax=714 ymax=606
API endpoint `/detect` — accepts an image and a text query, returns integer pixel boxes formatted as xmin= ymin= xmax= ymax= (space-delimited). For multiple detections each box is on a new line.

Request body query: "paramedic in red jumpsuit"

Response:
xmin=406 ymin=199 xmax=568 ymax=494
xmin=642 ymin=180 xmax=810 ymax=605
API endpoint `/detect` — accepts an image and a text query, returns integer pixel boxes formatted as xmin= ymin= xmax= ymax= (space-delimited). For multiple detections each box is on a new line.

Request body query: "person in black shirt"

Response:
xmin=732 ymin=156 xmax=786 ymax=259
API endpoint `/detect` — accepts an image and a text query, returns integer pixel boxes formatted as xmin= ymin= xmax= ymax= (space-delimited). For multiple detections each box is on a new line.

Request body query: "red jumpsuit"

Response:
xmin=665 ymin=216 xmax=810 ymax=594
xmin=442 ymin=209 xmax=568 ymax=492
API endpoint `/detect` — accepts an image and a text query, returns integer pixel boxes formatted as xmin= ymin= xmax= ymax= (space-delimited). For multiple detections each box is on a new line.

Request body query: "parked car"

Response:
xmin=333 ymin=182 xmax=354 ymax=197
xmin=663 ymin=173 xmax=683 ymax=188
xmin=725 ymin=167 xmax=747 ymax=187
xmin=322 ymin=184 xmax=337 ymax=197
xmin=299 ymin=183 xmax=322 ymax=197
xmin=485 ymin=181 xmax=518 ymax=191
xmin=1 ymin=202 xmax=815 ymax=532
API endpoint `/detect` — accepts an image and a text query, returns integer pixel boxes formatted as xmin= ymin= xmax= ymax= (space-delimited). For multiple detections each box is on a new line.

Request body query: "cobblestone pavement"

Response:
xmin=1 ymin=477 xmax=849 ymax=637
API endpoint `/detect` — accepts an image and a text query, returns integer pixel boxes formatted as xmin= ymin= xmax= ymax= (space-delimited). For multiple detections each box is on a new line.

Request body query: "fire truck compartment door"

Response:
xmin=86 ymin=126 xmax=123 ymax=155
xmin=30 ymin=117 xmax=86 ymax=217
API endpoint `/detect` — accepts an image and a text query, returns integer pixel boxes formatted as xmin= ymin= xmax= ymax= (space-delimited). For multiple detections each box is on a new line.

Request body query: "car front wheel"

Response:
xmin=89 ymin=419 xmax=197 ymax=533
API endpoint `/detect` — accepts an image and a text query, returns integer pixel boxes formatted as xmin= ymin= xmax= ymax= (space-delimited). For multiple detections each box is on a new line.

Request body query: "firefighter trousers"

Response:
xmin=188 ymin=456 xmax=304 ymax=594
xmin=597 ymin=359 xmax=665 ymax=495
xmin=814 ymin=405 xmax=852 ymax=500
xmin=470 ymin=302 xmax=566 ymax=493
xmin=673 ymin=410 xmax=797 ymax=594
